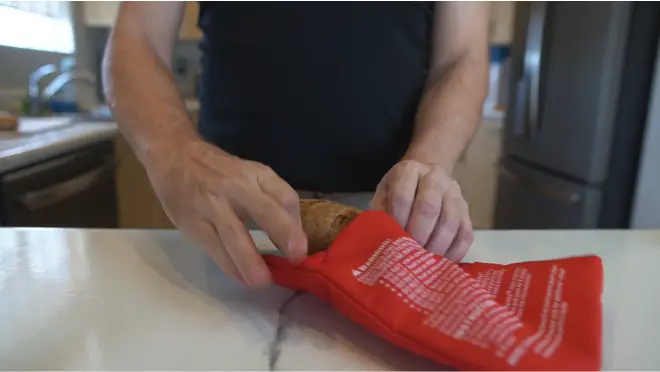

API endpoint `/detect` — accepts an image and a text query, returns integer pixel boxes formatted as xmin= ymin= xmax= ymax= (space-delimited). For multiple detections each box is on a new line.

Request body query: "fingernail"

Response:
xmin=288 ymin=252 xmax=305 ymax=265
xmin=287 ymin=236 xmax=307 ymax=260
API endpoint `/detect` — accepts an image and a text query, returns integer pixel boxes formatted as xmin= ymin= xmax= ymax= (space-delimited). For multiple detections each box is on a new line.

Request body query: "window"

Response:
xmin=0 ymin=1 xmax=75 ymax=54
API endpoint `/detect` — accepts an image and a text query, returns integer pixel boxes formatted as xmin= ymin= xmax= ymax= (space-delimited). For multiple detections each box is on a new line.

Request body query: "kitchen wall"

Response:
xmin=0 ymin=47 xmax=67 ymax=91
xmin=82 ymin=26 xmax=111 ymax=102
xmin=0 ymin=46 xmax=68 ymax=111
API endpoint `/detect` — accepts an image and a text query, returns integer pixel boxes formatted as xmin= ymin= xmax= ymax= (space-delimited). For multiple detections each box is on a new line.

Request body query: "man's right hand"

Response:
xmin=103 ymin=3 xmax=306 ymax=287
xmin=145 ymin=138 xmax=308 ymax=287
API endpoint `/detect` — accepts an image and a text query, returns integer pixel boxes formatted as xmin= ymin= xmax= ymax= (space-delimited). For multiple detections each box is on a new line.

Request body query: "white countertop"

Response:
xmin=0 ymin=122 xmax=118 ymax=173
xmin=1 ymin=228 xmax=659 ymax=370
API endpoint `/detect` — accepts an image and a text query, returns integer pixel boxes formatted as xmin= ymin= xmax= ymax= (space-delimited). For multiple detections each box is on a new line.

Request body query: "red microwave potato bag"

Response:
xmin=264 ymin=211 xmax=603 ymax=371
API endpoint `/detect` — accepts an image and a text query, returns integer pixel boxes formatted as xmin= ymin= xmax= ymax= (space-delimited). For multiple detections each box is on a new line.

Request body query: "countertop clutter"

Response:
xmin=0 ymin=228 xmax=659 ymax=370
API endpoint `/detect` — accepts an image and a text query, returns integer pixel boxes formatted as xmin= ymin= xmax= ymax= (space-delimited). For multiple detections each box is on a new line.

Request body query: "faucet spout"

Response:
xmin=27 ymin=64 xmax=59 ymax=115
xmin=28 ymin=64 xmax=58 ymax=98
xmin=42 ymin=71 xmax=97 ymax=101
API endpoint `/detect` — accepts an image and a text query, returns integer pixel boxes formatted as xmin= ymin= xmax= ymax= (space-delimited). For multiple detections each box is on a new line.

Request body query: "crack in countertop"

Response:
xmin=268 ymin=291 xmax=303 ymax=371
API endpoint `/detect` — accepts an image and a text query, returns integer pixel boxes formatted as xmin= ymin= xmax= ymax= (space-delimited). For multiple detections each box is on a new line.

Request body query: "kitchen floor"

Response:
xmin=454 ymin=119 xmax=503 ymax=229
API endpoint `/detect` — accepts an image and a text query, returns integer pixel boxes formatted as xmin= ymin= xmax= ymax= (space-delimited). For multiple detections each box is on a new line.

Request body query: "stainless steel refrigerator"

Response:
xmin=494 ymin=2 xmax=660 ymax=229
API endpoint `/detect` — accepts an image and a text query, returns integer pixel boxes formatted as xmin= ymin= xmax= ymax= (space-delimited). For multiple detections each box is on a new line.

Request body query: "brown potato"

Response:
xmin=299 ymin=199 xmax=362 ymax=254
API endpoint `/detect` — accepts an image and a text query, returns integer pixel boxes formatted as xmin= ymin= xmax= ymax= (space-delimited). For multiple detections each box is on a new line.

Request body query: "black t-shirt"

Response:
xmin=197 ymin=2 xmax=433 ymax=192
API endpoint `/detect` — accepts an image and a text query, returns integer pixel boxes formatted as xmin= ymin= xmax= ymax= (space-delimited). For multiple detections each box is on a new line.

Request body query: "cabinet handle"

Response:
xmin=19 ymin=160 xmax=116 ymax=211
xmin=524 ymin=1 xmax=549 ymax=136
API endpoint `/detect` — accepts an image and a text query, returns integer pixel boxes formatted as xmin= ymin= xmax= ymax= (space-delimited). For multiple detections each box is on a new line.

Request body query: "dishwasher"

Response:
xmin=0 ymin=140 xmax=118 ymax=228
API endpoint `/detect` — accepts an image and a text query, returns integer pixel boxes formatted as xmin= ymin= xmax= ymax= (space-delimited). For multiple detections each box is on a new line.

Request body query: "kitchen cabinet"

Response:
xmin=82 ymin=1 xmax=202 ymax=41
xmin=179 ymin=2 xmax=203 ymax=40
xmin=0 ymin=141 xmax=118 ymax=228
xmin=114 ymin=135 xmax=172 ymax=229
xmin=489 ymin=1 xmax=515 ymax=45
xmin=115 ymin=135 xmax=175 ymax=229
xmin=83 ymin=1 xmax=120 ymax=28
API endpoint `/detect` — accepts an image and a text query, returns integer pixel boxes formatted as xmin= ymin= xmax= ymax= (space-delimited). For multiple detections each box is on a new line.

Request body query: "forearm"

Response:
xmin=102 ymin=7 xmax=199 ymax=167
xmin=404 ymin=54 xmax=489 ymax=174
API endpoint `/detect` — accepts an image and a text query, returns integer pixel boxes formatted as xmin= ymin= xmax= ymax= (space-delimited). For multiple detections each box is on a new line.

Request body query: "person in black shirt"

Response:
xmin=103 ymin=2 xmax=490 ymax=287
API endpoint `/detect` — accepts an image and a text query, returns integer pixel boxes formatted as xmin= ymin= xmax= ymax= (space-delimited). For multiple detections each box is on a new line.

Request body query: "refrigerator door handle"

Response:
xmin=524 ymin=1 xmax=548 ymax=136
xmin=498 ymin=165 xmax=581 ymax=205
xmin=513 ymin=77 xmax=529 ymax=137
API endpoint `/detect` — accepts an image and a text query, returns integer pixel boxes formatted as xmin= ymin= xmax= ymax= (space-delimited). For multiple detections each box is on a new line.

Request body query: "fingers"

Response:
xmin=256 ymin=163 xmax=303 ymax=227
xmin=370 ymin=180 xmax=388 ymax=211
xmin=373 ymin=160 xmax=474 ymax=261
xmin=179 ymin=219 xmax=246 ymax=284
xmin=445 ymin=211 xmax=474 ymax=262
xmin=190 ymin=220 xmax=244 ymax=284
xmin=385 ymin=164 xmax=420 ymax=228
xmin=252 ymin=163 xmax=308 ymax=260
xmin=406 ymin=171 xmax=445 ymax=246
xmin=210 ymin=198 xmax=272 ymax=287
xmin=234 ymin=188 xmax=308 ymax=262
xmin=164 ymin=148 xmax=308 ymax=287
xmin=426 ymin=181 xmax=473 ymax=260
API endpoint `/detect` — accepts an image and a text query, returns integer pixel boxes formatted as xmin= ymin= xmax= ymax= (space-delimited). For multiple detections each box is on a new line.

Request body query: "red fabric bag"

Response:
xmin=264 ymin=210 xmax=603 ymax=370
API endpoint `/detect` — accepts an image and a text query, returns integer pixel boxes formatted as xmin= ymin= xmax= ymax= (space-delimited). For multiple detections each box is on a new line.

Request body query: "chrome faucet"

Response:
xmin=27 ymin=64 xmax=58 ymax=115
xmin=42 ymin=70 xmax=96 ymax=101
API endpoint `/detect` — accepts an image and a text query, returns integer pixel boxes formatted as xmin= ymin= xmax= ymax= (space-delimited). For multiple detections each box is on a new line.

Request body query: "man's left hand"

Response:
xmin=370 ymin=160 xmax=473 ymax=261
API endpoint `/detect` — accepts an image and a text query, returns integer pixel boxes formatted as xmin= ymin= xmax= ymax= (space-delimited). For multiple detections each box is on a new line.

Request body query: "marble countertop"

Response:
xmin=1 ymin=228 xmax=659 ymax=370
xmin=0 ymin=122 xmax=118 ymax=173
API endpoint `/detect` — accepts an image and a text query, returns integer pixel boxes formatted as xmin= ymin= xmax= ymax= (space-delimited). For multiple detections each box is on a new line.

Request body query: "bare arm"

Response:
xmin=102 ymin=3 xmax=306 ymax=287
xmin=102 ymin=2 xmax=198 ymax=166
xmin=404 ymin=2 xmax=490 ymax=174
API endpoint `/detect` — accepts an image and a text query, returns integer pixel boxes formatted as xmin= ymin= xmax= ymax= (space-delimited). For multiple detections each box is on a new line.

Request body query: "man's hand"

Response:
xmin=146 ymin=138 xmax=308 ymax=287
xmin=371 ymin=160 xmax=473 ymax=261
xmin=103 ymin=2 xmax=307 ymax=287
xmin=371 ymin=2 xmax=488 ymax=259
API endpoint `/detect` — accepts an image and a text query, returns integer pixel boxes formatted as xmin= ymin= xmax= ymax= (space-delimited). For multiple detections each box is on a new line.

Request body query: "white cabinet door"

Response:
xmin=83 ymin=1 xmax=120 ymax=27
